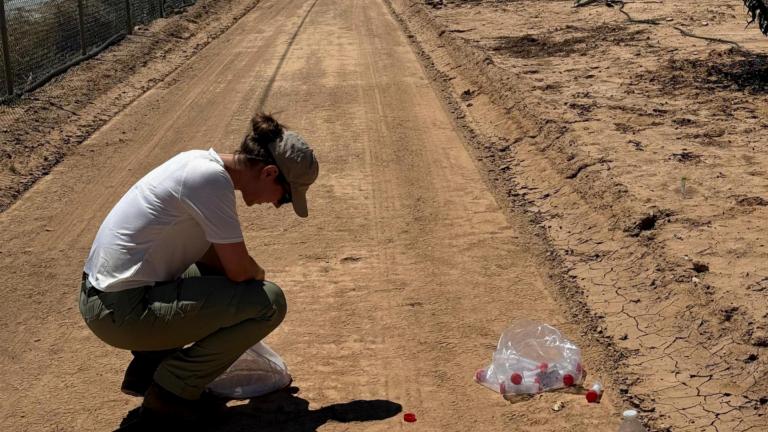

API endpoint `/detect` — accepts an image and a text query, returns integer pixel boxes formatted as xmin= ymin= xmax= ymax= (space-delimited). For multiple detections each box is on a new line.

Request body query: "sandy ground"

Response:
xmin=388 ymin=0 xmax=768 ymax=430
xmin=0 ymin=0 xmax=629 ymax=431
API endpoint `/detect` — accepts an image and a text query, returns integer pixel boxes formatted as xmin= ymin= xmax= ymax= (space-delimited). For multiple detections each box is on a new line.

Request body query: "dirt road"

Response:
xmin=388 ymin=2 xmax=768 ymax=431
xmin=0 ymin=0 xmax=620 ymax=430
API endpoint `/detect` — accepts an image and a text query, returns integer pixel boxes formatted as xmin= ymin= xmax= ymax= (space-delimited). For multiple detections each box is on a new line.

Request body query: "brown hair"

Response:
xmin=235 ymin=112 xmax=285 ymax=167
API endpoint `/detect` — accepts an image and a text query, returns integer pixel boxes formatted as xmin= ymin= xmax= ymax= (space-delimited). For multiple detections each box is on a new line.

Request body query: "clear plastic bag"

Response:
xmin=474 ymin=320 xmax=585 ymax=399
xmin=207 ymin=342 xmax=292 ymax=399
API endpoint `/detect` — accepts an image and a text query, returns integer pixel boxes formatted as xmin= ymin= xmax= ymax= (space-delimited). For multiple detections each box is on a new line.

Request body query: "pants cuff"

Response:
xmin=153 ymin=367 xmax=204 ymax=400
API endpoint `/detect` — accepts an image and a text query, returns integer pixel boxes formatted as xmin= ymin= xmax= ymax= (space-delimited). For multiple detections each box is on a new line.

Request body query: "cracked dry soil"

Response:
xmin=389 ymin=0 xmax=768 ymax=431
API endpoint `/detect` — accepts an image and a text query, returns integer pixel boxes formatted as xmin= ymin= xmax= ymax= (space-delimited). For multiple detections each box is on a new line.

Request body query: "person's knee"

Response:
xmin=262 ymin=281 xmax=287 ymax=325
xmin=238 ymin=280 xmax=286 ymax=326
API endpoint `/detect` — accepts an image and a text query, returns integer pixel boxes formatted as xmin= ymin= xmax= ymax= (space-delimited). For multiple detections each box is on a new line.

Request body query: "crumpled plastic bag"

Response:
xmin=474 ymin=320 xmax=585 ymax=399
xmin=207 ymin=342 xmax=291 ymax=399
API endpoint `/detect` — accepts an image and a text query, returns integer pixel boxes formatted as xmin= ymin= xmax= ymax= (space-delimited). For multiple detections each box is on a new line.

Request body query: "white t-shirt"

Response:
xmin=84 ymin=149 xmax=244 ymax=292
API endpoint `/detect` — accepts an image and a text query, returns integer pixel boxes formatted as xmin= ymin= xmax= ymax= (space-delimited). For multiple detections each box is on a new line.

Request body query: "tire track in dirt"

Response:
xmin=387 ymin=1 xmax=768 ymax=431
xmin=255 ymin=0 xmax=319 ymax=109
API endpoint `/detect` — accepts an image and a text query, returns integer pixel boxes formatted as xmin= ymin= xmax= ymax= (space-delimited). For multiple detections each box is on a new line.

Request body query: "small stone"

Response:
xmin=551 ymin=400 xmax=566 ymax=412
xmin=702 ymin=21 xmax=709 ymax=26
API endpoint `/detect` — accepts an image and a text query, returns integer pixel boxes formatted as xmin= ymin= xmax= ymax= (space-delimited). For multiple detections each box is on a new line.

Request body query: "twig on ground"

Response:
xmin=576 ymin=0 xmax=743 ymax=47
xmin=614 ymin=1 xmax=660 ymax=25
xmin=672 ymin=25 xmax=743 ymax=49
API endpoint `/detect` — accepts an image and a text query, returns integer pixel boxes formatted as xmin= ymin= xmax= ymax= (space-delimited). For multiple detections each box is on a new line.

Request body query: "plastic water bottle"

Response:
xmin=618 ymin=410 xmax=647 ymax=432
xmin=585 ymin=381 xmax=603 ymax=403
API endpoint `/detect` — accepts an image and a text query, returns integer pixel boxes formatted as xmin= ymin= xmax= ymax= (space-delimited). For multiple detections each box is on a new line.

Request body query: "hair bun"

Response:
xmin=250 ymin=112 xmax=283 ymax=147
xmin=237 ymin=112 xmax=285 ymax=165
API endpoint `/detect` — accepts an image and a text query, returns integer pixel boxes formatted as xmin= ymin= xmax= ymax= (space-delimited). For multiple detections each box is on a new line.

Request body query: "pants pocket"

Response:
xmin=79 ymin=290 xmax=113 ymax=323
xmin=148 ymin=299 xmax=202 ymax=322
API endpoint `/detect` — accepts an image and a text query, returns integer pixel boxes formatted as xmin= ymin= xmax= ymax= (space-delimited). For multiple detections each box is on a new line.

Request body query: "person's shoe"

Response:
xmin=140 ymin=383 xmax=202 ymax=423
xmin=199 ymin=389 xmax=230 ymax=413
xmin=121 ymin=350 xmax=178 ymax=397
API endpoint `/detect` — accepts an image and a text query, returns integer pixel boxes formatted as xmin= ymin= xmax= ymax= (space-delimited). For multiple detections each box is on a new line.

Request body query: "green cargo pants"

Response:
xmin=79 ymin=264 xmax=287 ymax=400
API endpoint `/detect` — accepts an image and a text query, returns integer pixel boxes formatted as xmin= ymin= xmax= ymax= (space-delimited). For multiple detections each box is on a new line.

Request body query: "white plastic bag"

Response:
xmin=474 ymin=320 xmax=585 ymax=399
xmin=207 ymin=342 xmax=291 ymax=399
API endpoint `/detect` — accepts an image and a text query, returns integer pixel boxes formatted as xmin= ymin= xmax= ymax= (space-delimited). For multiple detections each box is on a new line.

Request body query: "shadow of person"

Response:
xmin=116 ymin=386 xmax=402 ymax=432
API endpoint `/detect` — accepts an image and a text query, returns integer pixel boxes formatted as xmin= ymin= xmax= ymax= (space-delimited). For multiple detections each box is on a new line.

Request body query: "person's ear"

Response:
xmin=260 ymin=164 xmax=279 ymax=180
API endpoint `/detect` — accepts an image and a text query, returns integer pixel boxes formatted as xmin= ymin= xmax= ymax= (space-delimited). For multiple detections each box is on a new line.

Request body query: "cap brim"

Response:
xmin=290 ymin=185 xmax=310 ymax=218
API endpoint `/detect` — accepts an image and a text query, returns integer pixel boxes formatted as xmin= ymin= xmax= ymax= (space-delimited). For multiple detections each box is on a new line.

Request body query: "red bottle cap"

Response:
xmin=586 ymin=390 xmax=600 ymax=403
xmin=404 ymin=412 xmax=417 ymax=422
xmin=475 ymin=369 xmax=485 ymax=383
xmin=563 ymin=374 xmax=574 ymax=387
xmin=510 ymin=373 xmax=523 ymax=385
xmin=538 ymin=362 xmax=549 ymax=372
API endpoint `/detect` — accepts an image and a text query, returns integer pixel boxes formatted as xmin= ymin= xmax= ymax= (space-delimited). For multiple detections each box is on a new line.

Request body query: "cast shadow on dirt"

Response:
xmin=490 ymin=24 xmax=648 ymax=58
xmin=115 ymin=386 xmax=402 ymax=432
xmin=650 ymin=48 xmax=768 ymax=94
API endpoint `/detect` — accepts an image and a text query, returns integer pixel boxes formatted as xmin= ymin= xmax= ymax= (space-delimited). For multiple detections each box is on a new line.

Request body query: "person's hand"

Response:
xmin=213 ymin=242 xmax=267 ymax=282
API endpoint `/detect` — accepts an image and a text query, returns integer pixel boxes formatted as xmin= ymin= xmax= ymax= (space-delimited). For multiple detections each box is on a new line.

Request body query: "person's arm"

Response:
xmin=212 ymin=241 xmax=266 ymax=282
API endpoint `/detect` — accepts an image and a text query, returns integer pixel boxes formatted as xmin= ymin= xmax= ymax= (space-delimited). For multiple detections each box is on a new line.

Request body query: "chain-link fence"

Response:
xmin=132 ymin=0 xmax=163 ymax=26
xmin=0 ymin=0 xmax=194 ymax=99
xmin=166 ymin=0 xmax=194 ymax=11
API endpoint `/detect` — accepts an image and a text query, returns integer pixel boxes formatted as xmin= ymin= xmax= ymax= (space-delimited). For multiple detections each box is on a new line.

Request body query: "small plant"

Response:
xmin=744 ymin=0 xmax=768 ymax=36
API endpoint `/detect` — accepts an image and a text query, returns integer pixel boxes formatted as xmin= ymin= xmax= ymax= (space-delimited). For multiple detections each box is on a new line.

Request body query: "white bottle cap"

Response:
xmin=623 ymin=409 xmax=638 ymax=418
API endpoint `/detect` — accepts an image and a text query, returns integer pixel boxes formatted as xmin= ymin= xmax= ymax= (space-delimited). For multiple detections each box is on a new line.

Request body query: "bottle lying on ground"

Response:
xmin=618 ymin=409 xmax=647 ymax=432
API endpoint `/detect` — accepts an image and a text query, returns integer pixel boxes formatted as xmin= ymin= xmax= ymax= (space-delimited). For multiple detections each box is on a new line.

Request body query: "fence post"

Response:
xmin=0 ymin=0 xmax=13 ymax=95
xmin=76 ymin=0 xmax=87 ymax=55
xmin=124 ymin=0 xmax=132 ymax=35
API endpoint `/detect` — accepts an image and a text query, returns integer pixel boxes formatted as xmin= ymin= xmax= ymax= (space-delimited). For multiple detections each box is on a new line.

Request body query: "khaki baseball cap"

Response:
xmin=268 ymin=131 xmax=319 ymax=217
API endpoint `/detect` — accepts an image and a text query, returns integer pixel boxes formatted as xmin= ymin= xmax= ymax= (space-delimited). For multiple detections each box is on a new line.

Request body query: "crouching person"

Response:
xmin=79 ymin=112 xmax=319 ymax=422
